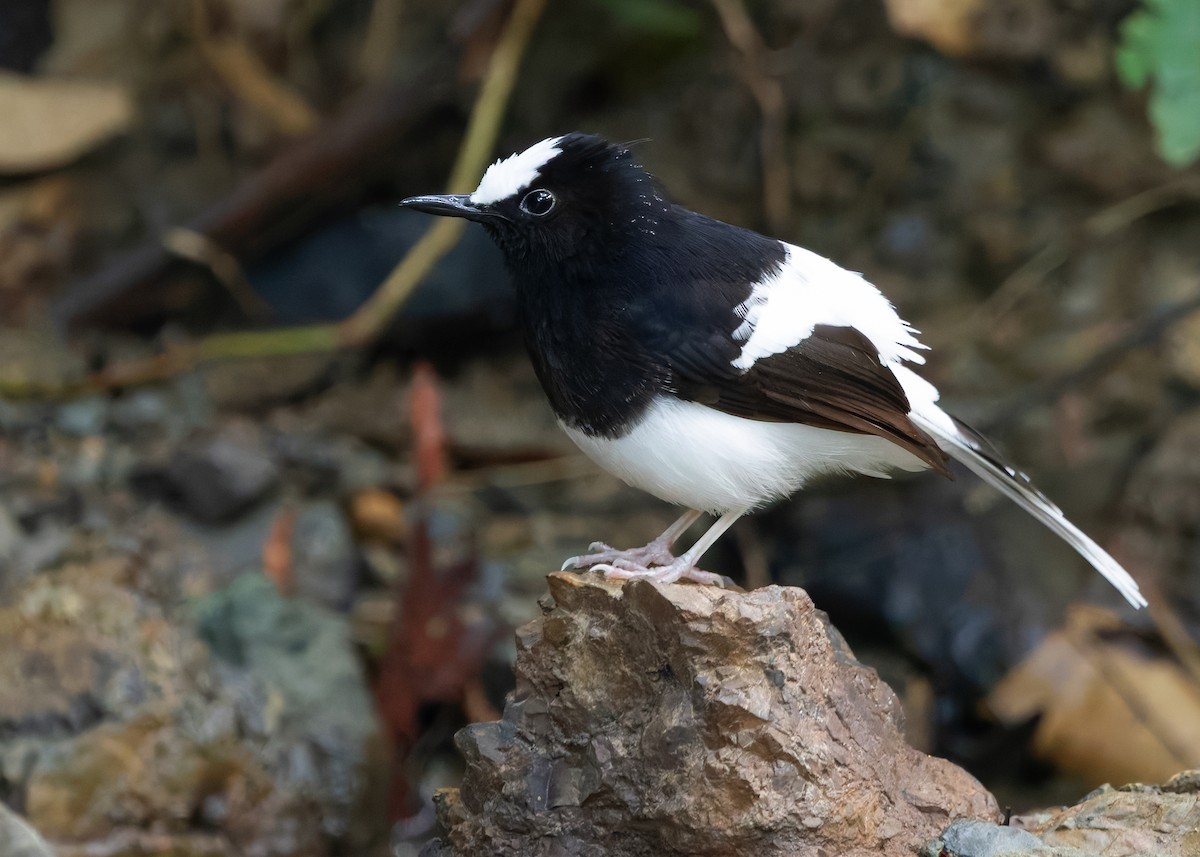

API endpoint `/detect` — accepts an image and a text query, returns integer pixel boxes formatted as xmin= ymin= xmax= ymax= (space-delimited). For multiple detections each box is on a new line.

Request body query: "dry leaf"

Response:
xmin=988 ymin=605 xmax=1200 ymax=787
xmin=0 ymin=74 xmax=134 ymax=174
xmin=883 ymin=0 xmax=984 ymax=57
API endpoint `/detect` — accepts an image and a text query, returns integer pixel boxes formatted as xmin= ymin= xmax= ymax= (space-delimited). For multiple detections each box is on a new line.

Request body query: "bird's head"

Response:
xmin=400 ymin=133 xmax=668 ymax=272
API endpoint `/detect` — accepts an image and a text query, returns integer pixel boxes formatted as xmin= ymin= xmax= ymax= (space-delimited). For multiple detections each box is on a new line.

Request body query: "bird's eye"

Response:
xmin=519 ymin=189 xmax=556 ymax=217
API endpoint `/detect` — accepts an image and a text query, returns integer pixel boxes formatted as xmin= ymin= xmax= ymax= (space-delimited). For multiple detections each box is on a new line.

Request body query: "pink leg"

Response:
xmin=593 ymin=509 xmax=747 ymax=586
xmin=560 ymin=510 xmax=702 ymax=571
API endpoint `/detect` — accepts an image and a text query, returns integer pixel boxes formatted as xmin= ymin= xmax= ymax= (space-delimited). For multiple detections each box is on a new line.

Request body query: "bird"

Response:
xmin=399 ymin=132 xmax=1146 ymax=609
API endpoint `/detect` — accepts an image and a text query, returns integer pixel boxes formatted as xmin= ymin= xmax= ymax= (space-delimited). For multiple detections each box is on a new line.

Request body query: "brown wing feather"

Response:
xmin=671 ymin=324 xmax=950 ymax=476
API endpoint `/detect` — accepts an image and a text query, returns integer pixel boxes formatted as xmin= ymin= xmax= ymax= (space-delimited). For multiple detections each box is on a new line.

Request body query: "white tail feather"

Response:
xmin=911 ymin=410 xmax=1147 ymax=609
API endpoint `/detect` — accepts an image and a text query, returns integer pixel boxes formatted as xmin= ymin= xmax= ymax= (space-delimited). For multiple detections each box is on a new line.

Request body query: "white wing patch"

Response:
xmin=732 ymin=244 xmax=927 ymax=370
xmin=470 ymin=136 xmax=564 ymax=205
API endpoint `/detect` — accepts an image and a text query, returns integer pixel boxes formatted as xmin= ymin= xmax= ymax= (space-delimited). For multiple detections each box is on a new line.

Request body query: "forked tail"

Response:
xmin=910 ymin=410 xmax=1147 ymax=609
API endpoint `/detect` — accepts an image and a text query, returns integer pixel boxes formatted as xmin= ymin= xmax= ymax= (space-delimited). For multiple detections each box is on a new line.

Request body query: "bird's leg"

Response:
xmin=594 ymin=508 xmax=747 ymax=586
xmin=560 ymin=509 xmax=703 ymax=572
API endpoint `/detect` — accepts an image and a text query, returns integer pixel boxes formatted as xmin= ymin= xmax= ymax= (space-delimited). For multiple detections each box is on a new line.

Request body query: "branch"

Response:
xmin=336 ymin=0 xmax=550 ymax=346
xmin=33 ymin=0 xmax=549 ymax=399
xmin=710 ymin=0 xmax=791 ymax=234
xmin=985 ymin=288 xmax=1200 ymax=429
xmin=962 ymin=177 xmax=1200 ymax=342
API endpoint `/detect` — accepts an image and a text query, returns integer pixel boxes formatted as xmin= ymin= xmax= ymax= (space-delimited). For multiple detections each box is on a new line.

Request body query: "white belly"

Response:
xmin=561 ymin=397 xmax=928 ymax=514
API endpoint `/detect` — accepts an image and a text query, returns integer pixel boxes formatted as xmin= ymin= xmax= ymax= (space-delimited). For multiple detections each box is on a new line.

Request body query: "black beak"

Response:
xmin=398 ymin=193 xmax=496 ymax=223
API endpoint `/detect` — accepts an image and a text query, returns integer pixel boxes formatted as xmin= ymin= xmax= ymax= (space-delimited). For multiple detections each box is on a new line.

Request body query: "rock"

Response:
xmin=0 ymin=802 xmax=54 ymax=857
xmin=192 ymin=573 xmax=386 ymax=842
xmin=1027 ymin=778 xmax=1200 ymax=856
xmin=349 ymin=488 xmax=408 ymax=546
xmin=0 ymin=557 xmax=386 ymax=855
xmin=290 ymin=501 xmax=358 ymax=610
xmin=26 ymin=714 xmax=319 ymax=847
xmin=987 ymin=605 xmax=1200 ymax=787
xmin=0 ymin=502 xmax=25 ymax=580
xmin=921 ymin=819 xmax=1062 ymax=856
xmin=108 ymin=388 xmax=171 ymax=433
xmin=164 ymin=421 xmax=280 ymax=523
xmin=924 ymin=772 xmax=1200 ymax=856
xmin=53 ymin=395 xmax=108 ymax=437
xmin=426 ymin=573 xmax=998 ymax=857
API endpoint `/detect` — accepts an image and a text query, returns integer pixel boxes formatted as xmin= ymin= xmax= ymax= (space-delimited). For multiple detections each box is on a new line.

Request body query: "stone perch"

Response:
xmin=424 ymin=573 xmax=998 ymax=857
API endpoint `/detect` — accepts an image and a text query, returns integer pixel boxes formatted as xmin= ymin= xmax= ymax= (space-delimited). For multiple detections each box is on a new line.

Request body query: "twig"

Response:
xmin=55 ymin=77 xmax=439 ymax=332
xmin=411 ymin=363 xmax=448 ymax=491
xmin=710 ymin=0 xmax=791 ymax=234
xmin=37 ymin=0 xmax=550 ymax=399
xmin=1139 ymin=569 xmax=1200 ymax=692
xmin=986 ymin=288 xmax=1200 ymax=429
xmin=191 ymin=0 xmax=321 ymax=137
xmin=83 ymin=325 xmax=340 ymax=392
xmin=338 ymin=0 xmax=549 ymax=346
xmin=442 ymin=454 xmax=597 ymax=493
xmin=964 ymin=177 xmax=1200 ymax=340
xmin=358 ymin=0 xmax=406 ymax=84
xmin=162 ymin=227 xmax=274 ymax=320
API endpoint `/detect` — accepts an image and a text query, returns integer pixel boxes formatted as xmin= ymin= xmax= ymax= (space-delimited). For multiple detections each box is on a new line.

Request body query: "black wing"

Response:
xmin=661 ymin=322 xmax=950 ymax=476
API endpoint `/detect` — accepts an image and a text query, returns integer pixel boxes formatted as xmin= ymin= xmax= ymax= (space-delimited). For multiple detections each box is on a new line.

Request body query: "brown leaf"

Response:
xmin=411 ymin=363 xmax=448 ymax=491
xmin=882 ymin=0 xmax=984 ymax=57
xmin=988 ymin=605 xmax=1200 ymax=786
xmin=0 ymin=74 xmax=134 ymax=174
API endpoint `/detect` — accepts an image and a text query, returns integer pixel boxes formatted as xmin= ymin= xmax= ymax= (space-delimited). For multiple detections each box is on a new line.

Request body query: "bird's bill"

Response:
xmin=398 ymin=193 xmax=497 ymax=223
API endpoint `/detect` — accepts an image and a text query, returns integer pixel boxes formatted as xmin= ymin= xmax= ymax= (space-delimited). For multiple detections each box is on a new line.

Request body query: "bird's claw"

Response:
xmin=560 ymin=539 xmax=676 ymax=572
xmin=589 ymin=558 xmax=724 ymax=587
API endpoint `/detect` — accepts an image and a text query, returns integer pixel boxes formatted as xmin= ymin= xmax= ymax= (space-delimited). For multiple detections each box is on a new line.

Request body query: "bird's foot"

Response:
xmin=590 ymin=557 xmax=725 ymax=587
xmin=560 ymin=537 xmax=676 ymax=572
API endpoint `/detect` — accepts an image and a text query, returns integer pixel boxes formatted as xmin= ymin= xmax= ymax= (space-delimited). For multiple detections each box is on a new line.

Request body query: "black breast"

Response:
xmin=510 ymin=208 xmax=787 ymax=438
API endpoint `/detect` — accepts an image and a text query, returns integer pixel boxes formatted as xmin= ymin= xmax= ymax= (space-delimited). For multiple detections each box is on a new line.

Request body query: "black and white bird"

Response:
xmin=400 ymin=133 xmax=1146 ymax=609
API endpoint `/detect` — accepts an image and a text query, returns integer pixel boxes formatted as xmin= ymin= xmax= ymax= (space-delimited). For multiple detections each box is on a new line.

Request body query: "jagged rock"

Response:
xmin=0 ymin=557 xmax=386 ymax=856
xmin=192 ymin=573 xmax=387 ymax=841
xmin=925 ymin=772 xmax=1200 ymax=856
xmin=426 ymin=572 xmax=998 ymax=857
xmin=1026 ymin=776 xmax=1200 ymax=856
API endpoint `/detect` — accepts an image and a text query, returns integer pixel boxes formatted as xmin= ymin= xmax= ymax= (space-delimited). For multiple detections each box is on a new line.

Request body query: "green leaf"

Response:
xmin=1116 ymin=0 xmax=1200 ymax=167
xmin=590 ymin=0 xmax=703 ymax=39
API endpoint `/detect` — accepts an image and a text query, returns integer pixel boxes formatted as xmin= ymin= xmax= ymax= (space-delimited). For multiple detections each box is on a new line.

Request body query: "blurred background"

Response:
xmin=1 ymin=0 xmax=1199 ymax=854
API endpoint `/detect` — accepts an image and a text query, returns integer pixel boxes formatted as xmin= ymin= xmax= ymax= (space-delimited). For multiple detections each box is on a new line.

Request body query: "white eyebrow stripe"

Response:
xmin=470 ymin=136 xmax=564 ymax=205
